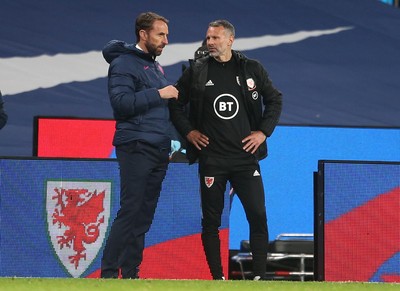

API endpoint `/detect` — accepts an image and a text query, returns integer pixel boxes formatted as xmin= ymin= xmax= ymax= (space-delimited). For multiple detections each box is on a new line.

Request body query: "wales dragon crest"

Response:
xmin=46 ymin=180 xmax=111 ymax=277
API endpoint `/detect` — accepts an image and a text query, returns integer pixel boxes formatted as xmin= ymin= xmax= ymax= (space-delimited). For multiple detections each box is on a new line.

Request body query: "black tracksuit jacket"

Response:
xmin=169 ymin=50 xmax=283 ymax=164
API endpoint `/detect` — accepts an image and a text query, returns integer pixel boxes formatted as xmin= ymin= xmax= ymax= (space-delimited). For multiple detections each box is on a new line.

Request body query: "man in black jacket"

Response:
xmin=169 ymin=20 xmax=282 ymax=280
xmin=0 ymin=91 xmax=8 ymax=130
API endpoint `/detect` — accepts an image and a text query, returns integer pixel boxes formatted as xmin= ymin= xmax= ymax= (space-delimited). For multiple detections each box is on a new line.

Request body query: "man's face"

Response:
xmin=206 ymin=26 xmax=233 ymax=59
xmin=144 ymin=20 xmax=169 ymax=56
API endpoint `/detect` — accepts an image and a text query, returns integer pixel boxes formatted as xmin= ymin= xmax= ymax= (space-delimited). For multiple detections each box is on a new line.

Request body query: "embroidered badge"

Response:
xmin=246 ymin=78 xmax=256 ymax=90
xmin=205 ymin=176 xmax=215 ymax=188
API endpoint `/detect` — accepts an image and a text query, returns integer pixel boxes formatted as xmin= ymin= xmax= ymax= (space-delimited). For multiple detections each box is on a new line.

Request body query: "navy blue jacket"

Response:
xmin=103 ymin=40 xmax=172 ymax=148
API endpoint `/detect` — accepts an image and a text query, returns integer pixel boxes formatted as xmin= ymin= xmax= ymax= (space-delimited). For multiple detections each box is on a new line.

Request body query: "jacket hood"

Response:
xmin=102 ymin=40 xmax=134 ymax=64
xmin=102 ymin=40 xmax=155 ymax=64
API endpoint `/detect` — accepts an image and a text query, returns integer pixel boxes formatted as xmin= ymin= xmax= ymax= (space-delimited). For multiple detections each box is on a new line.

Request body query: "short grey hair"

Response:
xmin=208 ymin=19 xmax=235 ymax=37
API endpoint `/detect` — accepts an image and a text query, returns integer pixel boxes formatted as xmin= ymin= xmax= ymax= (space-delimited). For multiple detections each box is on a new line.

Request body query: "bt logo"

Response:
xmin=213 ymin=94 xmax=239 ymax=120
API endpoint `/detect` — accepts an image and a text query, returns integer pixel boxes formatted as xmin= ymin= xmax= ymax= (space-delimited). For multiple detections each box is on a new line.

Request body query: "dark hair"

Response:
xmin=208 ymin=19 xmax=235 ymax=37
xmin=135 ymin=12 xmax=169 ymax=43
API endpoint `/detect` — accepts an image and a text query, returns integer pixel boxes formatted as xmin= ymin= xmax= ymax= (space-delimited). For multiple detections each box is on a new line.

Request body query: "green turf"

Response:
xmin=0 ymin=278 xmax=398 ymax=291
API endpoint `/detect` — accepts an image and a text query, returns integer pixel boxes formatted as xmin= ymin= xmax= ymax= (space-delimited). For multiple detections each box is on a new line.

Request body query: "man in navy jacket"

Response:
xmin=101 ymin=12 xmax=178 ymax=279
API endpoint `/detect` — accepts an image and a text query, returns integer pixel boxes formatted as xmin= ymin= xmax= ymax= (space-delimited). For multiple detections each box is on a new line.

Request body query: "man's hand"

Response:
xmin=187 ymin=130 xmax=209 ymax=150
xmin=158 ymin=85 xmax=178 ymax=99
xmin=242 ymin=131 xmax=266 ymax=154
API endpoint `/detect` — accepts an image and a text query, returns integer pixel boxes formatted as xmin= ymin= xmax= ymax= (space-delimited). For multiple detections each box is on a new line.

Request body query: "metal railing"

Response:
xmin=231 ymin=234 xmax=314 ymax=281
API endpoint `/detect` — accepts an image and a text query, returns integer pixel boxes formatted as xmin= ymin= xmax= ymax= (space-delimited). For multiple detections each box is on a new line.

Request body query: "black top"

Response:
xmin=170 ymin=50 xmax=283 ymax=164
xmin=201 ymin=57 xmax=252 ymax=159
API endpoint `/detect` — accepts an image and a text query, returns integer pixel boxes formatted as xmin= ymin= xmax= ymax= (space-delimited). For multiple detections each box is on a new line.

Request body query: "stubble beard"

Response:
xmin=145 ymin=42 xmax=164 ymax=57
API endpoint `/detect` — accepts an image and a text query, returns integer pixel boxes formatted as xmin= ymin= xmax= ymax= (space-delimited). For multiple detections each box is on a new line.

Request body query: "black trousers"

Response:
xmin=199 ymin=155 xmax=269 ymax=279
xmin=101 ymin=140 xmax=169 ymax=278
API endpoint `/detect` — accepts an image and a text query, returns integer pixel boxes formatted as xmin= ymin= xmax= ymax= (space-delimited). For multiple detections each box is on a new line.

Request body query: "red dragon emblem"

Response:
xmin=205 ymin=176 xmax=215 ymax=188
xmin=46 ymin=181 xmax=111 ymax=277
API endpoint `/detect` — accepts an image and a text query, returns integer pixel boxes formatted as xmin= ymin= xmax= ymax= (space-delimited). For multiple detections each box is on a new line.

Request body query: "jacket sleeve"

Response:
xmin=108 ymin=57 xmax=162 ymax=119
xmin=169 ymin=65 xmax=195 ymax=138
xmin=257 ymin=63 xmax=282 ymax=137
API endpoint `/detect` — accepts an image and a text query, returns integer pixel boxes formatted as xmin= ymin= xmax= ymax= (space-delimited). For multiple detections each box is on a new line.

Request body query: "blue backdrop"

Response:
xmin=0 ymin=159 xmax=229 ymax=278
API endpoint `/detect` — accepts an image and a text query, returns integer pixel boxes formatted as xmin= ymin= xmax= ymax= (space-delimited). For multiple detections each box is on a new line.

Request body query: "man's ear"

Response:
xmin=228 ymin=35 xmax=234 ymax=47
xmin=139 ymin=29 xmax=148 ymax=41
